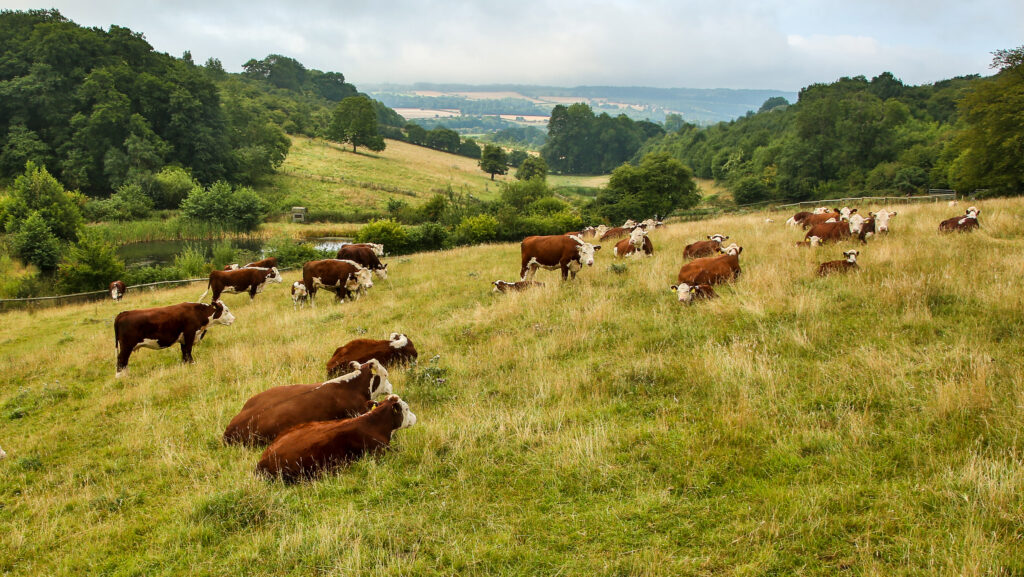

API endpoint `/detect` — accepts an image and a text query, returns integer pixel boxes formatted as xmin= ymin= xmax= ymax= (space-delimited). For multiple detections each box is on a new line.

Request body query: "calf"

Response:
xmin=114 ymin=301 xmax=235 ymax=377
xmin=669 ymin=282 xmax=717 ymax=304
xmin=109 ymin=280 xmax=126 ymax=301
xmin=336 ymin=244 xmax=388 ymax=279
xmin=520 ymin=234 xmax=600 ymax=281
xmin=291 ymin=281 xmax=308 ymax=309
xmin=199 ymin=266 xmax=283 ymax=302
xmin=326 ymin=333 xmax=418 ymax=377
xmin=302 ymin=259 xmax=374 ymax=303
xmin=256 ymin=394 xmax=416 ymax=482
xmin=492 ymin=280 xmax=545 ymax=293
xmin=683 ymin=234 xmax=729 ymax=259
xmin=817 ymin=250 xmax=860 ymax=276
xmin=676 ymin=244 xmax=742 ymax=286
xmin=613 ymin=227 xmax=653 ymax=257
xmin=939 ymin=207 xmax=980 ymax=232
xmin=224 ymin=359 xmax=394 ymax=446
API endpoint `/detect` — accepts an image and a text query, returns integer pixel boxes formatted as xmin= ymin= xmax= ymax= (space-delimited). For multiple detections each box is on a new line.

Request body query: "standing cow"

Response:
xmin=114 ymin=301 xmax=235 ymax=377
xmin=199 ymin=267 xmax=282 ymax=302
xmin=302 ymin=259 xmax=374 ymax=304
xmin=336 ymin=244 xmax=388 ymax=279
xmin=520 ymin=234 xmax=601 ymax=281
xmin=109 ymin=280 xmax=126 ymax=301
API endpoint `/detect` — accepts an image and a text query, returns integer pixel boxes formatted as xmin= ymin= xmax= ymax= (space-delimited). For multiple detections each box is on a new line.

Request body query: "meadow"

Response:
xmin=1 ymin=199 xmax=1023 ymax=575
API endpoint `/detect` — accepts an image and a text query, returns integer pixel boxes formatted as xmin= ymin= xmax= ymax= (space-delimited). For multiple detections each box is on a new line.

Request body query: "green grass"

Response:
xmin=2 ymin=199 xmax=1024 ymax=575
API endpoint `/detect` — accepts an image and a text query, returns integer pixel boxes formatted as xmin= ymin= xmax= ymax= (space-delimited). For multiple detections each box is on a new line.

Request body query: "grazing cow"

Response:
xmin=302 ymin=259 xmax=374 ymax=303
xmin=256 ymin=394 xmax=416 ymax=482
xmin=336 ymin=244 xmax=388 ymax=279
xmin=868 ymin=210 xmax=896 ymax=234
xmin=109 ymin=280 xmax=126 ymax=301
xmin=801 ymin=209 xmax=843 ymax=229
xmin=291 ymin=282 xmax=308 ymax=309
xmin=223 ymin=264 xmax=240 ymax=270
xmin=199 ymin=266 xmax=282 ymax=302
xmin=326 ymin=333 xmax=418 ymax=377
xmin=245 ymin=257 xmax=278 ymax=269
xmin=676 ymin=244 xmax=742 ymax=286
xmin=940 ymin=207 xmax=980 ymax=232
xmin=683 ymin=234 xmax=729 ymax=259
xmin=817 ymin=250 xmax=860 ymax=276
xmin=520 ymin=234 xmax=601 ymax=281
xmin=804 ymin=214 xmax=869 ymax=245
xmin=114 ymin=301 xmax=235 ymax=377
xmin=224 ymin=359 xmax=394 ymax=446
xmin=614 ymin=227 xmax=653 ymax=257
xmin=492 ymin=280 xmax=545 ymax=293
xmin=347 ymin=243 xmax=385 ymax=257
xmin=669 ymin=282 xmax=717 ymax=304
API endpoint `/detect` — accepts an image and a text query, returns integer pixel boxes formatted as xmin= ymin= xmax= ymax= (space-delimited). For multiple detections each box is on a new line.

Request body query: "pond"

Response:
xmin=116 ymin=238 xmax=353 ymax=268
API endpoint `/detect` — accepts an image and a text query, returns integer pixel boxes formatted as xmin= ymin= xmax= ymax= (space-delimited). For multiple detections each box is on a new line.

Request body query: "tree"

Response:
xmin=479 ymin=144 xmax=508 ymax=180
xmin=0 ymin=161 xmax=83 ymax=242
xmin=405 ymin=123 xmax=427 ymax=145
xmin=458 ymin=138 xmax=482 ymax=159
xmin=515 ymin=156 xmax=549 ymax=181
xmin=57 ymin=231 xmax=125 ymax=292
xmin=12 ymin=212 xmax=61 ymax=272
xmin=597 ymin=153 xmax=698 ymax=222
xmin=328 ymin=96 xmax=385 ymax=153
xmin=425 ymin=127 xmax=460 ymax=153
xmin=180 ymin=181 xmax=267 ymax=231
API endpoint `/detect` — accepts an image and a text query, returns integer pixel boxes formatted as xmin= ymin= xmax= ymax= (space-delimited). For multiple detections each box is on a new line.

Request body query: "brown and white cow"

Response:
xmin=347 ymin=243 xmax=385 ymax=257
xmin=114 ymin=301 xmax=235 ymax=377
xmin=817 ymin=250 xmax=860 ymax=276
xmin=109 ymin=280 xmax=126 ymax=301
xmin=613 ymin=227 xmax=653 ymax=257
xmin=868 ymin=210 xmax=896 ymax=234
xmin=336 ymin=244 xmax=388 ymax=279
xmin=326 ymin=333 xmax=418 ymax=377
xmin=801 ymin=209 xmax=843 ymax=229
xmin=683 ymin=234 xmax=729 ymax=259
xmin=245 ymin=257 xmax=278 ymax=269
xmin=492 ymin=280 xmax=545 ymax=293
xmin=224 ymin=359 xmax=394 ymax=446
xmin=786 ymin=207 xmax=833 ymax=227
xmin=639 ymin=218 xmax=664 ymax=229
xmin=256 ymin=394 xmax=416 ymax=482
xmin=599 ymin=226 xmax=637 ymax=242
xmin=804 ymin=214 xmax=869 ymax=245
xmin=939 ymin=207 xmax=980 ymax=232
xmin=291 ymin=281 xmax=308 ymax=309
xmin=302 ymin=259 xmax=374 ymax=303
xmin=676 ymin=244 xmax=742 ymax=286
xmin=520 ymin=234 xmax=600 ymax=281
xmin=199 ymin=266 xmax=282 ymax=302
xmin=669 ymin=282 xmax=717 ymax=304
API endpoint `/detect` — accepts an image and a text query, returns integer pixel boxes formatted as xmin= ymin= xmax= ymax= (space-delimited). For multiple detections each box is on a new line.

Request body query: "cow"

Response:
xmin=868 ymin=210 xmax=896 ymax=234
xmin=583 ymin=225 xmax=609 ymax=241
xmin=114 ymin=301 xmax=235 ymax=377
xmin=857 ymin=218 xmax=876 ymax=241
xmin=291 ymin=282 xmax=308 ymax=309
xmin=675 ymin=244 xmax=742 ymax=286
xmin=801 ymin=209 xmax=843 ymax=229
xmin=245 ymin=257 xmax=278 ymax=269
xmin=683 ymin=234 xmax=729 ymax=259
xmin=336 ymin=244 xmax=388 ymax=279
xmin=223 ymin=359 xmax=394 ymax=446
xmin=600 ymin=226 xmax=636 ymax=242
xmin=804 ymin=214 xmax=869 ymax=245
xmin=492 ymin=280 xmax=545 ymax=293
xmin=817 ymin=250 xmax=860 ymax=276
xmin=109 ymin=280 xmax=126 ymax=301
xmin=940 ymin=207 xmax=980 ymax=232
xmin=223 ymin=264 xmax=240 ymax=270
xmin=838 ymin=207 xmax=858 ymax=221
xmin=613 ymin=227 xmax=653 ymax=257
xmin=348 ymin=243 xmax=385 ymax=257
xmin=326 ymin=333 xmax=418 ymax=377
xmin=639 ymin=218 xmax=664 ymax=229
xmin=199 ymin=267 xmax=282 ymax=302
xmin=786 ymin=207 xmax=831 ymax=227
xmin=622 ymin=219 xmax=638 ymax=228
xmin=795 ymin=236 xmax=823 ymax=248
xmin=256 ymin=394 xmax=416 ymax=483
xmin=302 ymin=259 xmax=374 ymax=304
xmin=669 ymin=282 xmax=717 ymax=304
xmin=520 ymin=234 xmax=600 ymax=281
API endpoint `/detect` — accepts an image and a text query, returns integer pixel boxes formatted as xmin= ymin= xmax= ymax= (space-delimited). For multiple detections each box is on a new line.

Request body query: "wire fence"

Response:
xmin=776 ymin=192 xmax=957 ymax=210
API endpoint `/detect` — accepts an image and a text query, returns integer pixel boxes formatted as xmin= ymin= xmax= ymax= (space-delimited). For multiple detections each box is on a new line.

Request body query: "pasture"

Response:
xmin=1 ymin=199 xmax=1023 ymax=575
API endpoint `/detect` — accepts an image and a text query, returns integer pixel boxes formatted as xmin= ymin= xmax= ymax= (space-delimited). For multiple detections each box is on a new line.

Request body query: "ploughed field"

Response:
xmin=2 ymin=199 xmax=1023 ymax=575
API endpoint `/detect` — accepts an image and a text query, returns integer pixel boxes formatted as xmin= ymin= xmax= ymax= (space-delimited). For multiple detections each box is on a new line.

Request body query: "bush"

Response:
xmin=355 ymin=219 xmax=411 ymax=254
xmin=211 ymin=241 xmax=236 ymax=270
xmin=122 ymin=266 xmax=186 ymax=286
xmin=1 ymin=161 xmax=83 ymax=242
xmin=263 ymin=238 xmax=325 ymax=269
xmin=57 ymin=232 xmax=125 ymax=293
xmin=180 ymin=181 xmax=268 ymax=232
xmin=173 ymin=243 xmax=209 ymax=278
xmin=452 ymin=214 xmax=499 ymax=245
xmin=83 ymin=183 xmax=155 ymax=222
xmin=12 ymin=212 xmax=61 ymax=272
xmin=733 ymin=176 xmax=770 ymax=205
xmin=150 ymin=166 xmax=197 ymax=209
xmin=407 ymin=222 xmax=449 ymax=252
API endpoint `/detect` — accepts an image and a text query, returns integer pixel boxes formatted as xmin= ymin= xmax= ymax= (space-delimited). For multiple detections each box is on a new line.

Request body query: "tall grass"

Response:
xmin=1 ymin=198 xmax=1023 ymax=575
xmin=87 ymin=218 xmax=273 ymax=244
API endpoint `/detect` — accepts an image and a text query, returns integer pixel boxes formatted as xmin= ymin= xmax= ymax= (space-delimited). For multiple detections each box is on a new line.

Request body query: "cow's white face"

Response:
xmin=844 ymin=250 xmax=859 ymax=262
xmin=266 ymin=267 xmax=283 ymax=283
xmin=594 ymin=225 xmax=609 ymax=239
xmin=709 ymin=234 xmax=728 ymax=243
xmin=670 ymin=283 xmax=695 ymax=303
xmin=720 ymin=243 xmax=741 ymax=256
xmin=389 ymin=333 xmax=409 ymax=349
xmin=111 ymin=288 xmax=120 ymax=300
xmin=809 ymin=236 xmax=822 ymax=247
xmin=813 ymin=207 xmax=828 ymax=214
xmin=848 ymin=213 xmax=868 ymax=234
xmin=966 ymin=207 xmax=979 ymax=219
xmin=394 ymin=397 xmax=417 ymax=429
xmin=574 ymin=238 xmax=599 ymax=267
xmin=623 ymin=219 xmax=637 ymax=228
xmin=367 ymin=360 xmax=393 ymax=399
xmin=628 ymin=227 xmax=647 ymax=250
xmin=374 ymin=264 xmax=388 ymax=280
xmin=213 ymin=301 xmax=235 ymax=325
xmin=355 ymin=268 xmax=374 ymax=289
xmin=839 ymin=207 xmax=853 ymax=220
xmin=870 ymin=210 xmax=895 ymax=232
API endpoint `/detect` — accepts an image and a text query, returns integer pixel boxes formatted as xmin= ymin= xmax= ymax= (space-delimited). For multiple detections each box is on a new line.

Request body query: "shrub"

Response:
xmin=12 ymin=212 xmax=61 ymax=272
xmin=1 ymin=161 xmax=82 ymax=242
xmin=263 ymin=238 xmax=324 ymax=269
xmin=355 ymin=219 xmax=411 ymax=254
xmin=150 ymin=166 xmax=197 ymax=209
xmin=84 ymin=183 xmax=155 ymax=222
xmin=452 ymin=214 xmax=499 ymax=245
xmin=733 ymin=176 xmax=770 ymax=205
xmin=211 ymin=241 xmax=236 ymax=270
xmin=180 ymin=181 xmax=268 ymax=232
xmin=57 ymin=232 xmax=125 ymax=293
xmin=407 ymin=222 xmax=449 ymax=252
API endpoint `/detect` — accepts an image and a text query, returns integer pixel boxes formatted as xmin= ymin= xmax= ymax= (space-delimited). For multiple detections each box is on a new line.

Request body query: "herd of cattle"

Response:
xmin=96 ymin=203 xmax=984 ymax=481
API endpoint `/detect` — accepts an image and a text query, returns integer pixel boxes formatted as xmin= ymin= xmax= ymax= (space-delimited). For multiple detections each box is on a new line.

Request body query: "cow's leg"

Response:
xmin=561 ymin=262 xmax=570 ymax=280
xmin=249 ymin=285 xmax=258 ymax=299
xmin=520 ymin=257 xmax=530 ymax=281
xmin=115 ymin=340 xmax=134 ymax=378
xmin=180 ymin=332 xmax=196 ymax=364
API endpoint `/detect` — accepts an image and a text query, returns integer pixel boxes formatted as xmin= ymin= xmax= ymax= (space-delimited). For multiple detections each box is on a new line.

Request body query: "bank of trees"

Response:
xmin=542 ymin=103 xmax=665 ymax=174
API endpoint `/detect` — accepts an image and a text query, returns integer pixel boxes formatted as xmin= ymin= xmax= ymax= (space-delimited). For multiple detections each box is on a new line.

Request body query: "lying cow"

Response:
xmin=114 ymin=301 xmax=235 ymax=377
xmin=801 ymin=209 xmax=843 ymax=229
xmin=492 ymin=280 xmax=545 ymax=293
xmin=868 ymin=210 xmax=896 ymax=234
xmin=786 ymin=207 xmax=833 ymax=227
xmin=575 ymin=225 xmax=608 ymax=241
xmin=669 ymin=283 xmax=717 ymax=304
xmin=109 ymin=280 xmax=126 ymax=301
xmin=520 ymin=234 xmax=600 ymax=281
xmin=302 ymin=259 xmax=374 ymax=303
xmin=199 ymin=266 xmax=282 ymax=302
xmin=804 ymin=214 xmax=869 ymax=245
xmin=291 ymin=282 xmax=308 ymax=309
xmin=326 ymin=333 xmax=418 ymax=377
xmin=336 ymin=244 xmax=388 ymax=279
xmin=599 ymin=226 xmax=637 ymax=242
xmin=817 ymin=250 xmax=860 ymax=276
xmin=613 ymin=227 xmax=653 ymax=257
xmin=676 ymin=244 xmax=742 ymax=286
xmin=256 ymin=394 xmax=416 ymax=482
xmin=223 ymin=359 xmax=393 ymax=446
xmin=683 ymin=234 xmax=729 ymax=259
xmin=939 ymin=207 xmax=980 ymax=232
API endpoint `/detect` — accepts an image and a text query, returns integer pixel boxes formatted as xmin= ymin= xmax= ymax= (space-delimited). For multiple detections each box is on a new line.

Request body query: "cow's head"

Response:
xmin=848 ymin=213 xmax=868 ymax=234
xmin=670 ymin=283 xmax=698 ymax=303
xmin=224 ymin=264 xmax=239 ymax=270
xmin=623 ymin=219 xmax=637 ymax=228
xmin=377 ymin=395 xmax=416 ymax=430
xmin=719 ymin=243 xmax=742 ymax=256
xmin=492 ymin=280 xmax=509 ymax=293
xmin=364 ymin=359 xmax=393 ymax=399
xmin=869 ymin=210 xmax=896 ymax=232
xmin=569 ymin=235 xmax=600 ymax=266
xmin=966 ymin=206 xmax=980 ymax=219
xmin=813 ymin=207 xmax=829 ymax=214
xmin=628 ymin=227 xmax=647 ymax=250
xmin=368 ymin=243 xmax=385 ymax=257
xmin=345 ymin=267 xmax=374 ymax=292
xmin=708 ymin=233 xmax=728 ymax=244
xmin=291 ymin=281 xmax=308 ymax=298
xmin=265 ymin=267 xmax=283 ymax=283
xmin=373 ymin=262 xmax=388 ymax=280
xmin=211 ymin=301 xmax=235 ymax=325
xmin=843 ymin=249 xmax=859 ymax=263
xmin=593 ymin=225 xmax=609 ymax=239
xmin=389 ymin=333 xmax=411 ymax=350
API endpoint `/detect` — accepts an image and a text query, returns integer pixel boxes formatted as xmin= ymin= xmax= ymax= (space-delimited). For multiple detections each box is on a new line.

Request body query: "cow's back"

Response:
xmin=336 ymin=245 xmax=380 ymax=269
xmin=257 ymin=419 xmax=387 ymax=481
xmin=521 ymin=235 xmax=571 ymax=266
xmin=806 ymin=221 xmax=850 ymax=242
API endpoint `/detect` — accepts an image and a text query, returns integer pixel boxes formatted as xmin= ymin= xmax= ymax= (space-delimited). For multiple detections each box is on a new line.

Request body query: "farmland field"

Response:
xmin=1 ymin=199 xmax=1023 ymax=575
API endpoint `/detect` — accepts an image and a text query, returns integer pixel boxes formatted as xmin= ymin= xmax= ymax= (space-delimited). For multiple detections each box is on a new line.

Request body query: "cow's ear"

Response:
xmin=706 ymin=235 xmax=712 ymax=240
xmin=382 ymin=263 xmax=388 ymax=270
xmin=593 ymin=245 xmax=601 ymax=251
xmin=670 ymin=285 xmax=678 ymax=291
xmin=891 ymin=211 xmax=897 ymax=216
xmin=869 ymin=212 xmax=875 ymax=217
xmin=364 ymin=400 xmax=377 ymax=413
xmin=349 ymin=360 xmax=361 ymax=371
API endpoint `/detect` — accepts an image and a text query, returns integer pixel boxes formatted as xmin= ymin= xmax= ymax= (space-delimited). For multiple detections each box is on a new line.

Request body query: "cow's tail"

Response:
xmin=198 ymin=280 xmax=210 ymax=302
xmin=114 ymin=320 xmax=120 ymax=352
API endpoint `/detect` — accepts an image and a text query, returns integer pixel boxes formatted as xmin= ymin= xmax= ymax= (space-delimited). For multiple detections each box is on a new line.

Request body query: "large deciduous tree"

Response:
xmin=328 ymin=96 xmax=385 ymax=153
xmin=596 ymin=153 xmax=698 ymax=223
xmin=479 ymin=144 xmax=508 ymax=180
xmin=515 ymin=155 xmax=548 ymax=181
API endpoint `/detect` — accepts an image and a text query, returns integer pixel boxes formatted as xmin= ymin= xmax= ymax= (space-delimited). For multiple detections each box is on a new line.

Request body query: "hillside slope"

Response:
xmin=1 ymin=200 xmax=1023 ymax=575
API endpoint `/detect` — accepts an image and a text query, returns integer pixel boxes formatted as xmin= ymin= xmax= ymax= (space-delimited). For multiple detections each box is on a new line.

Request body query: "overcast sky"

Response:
xmin=3 ymin=1 xmax=1020 ymax=90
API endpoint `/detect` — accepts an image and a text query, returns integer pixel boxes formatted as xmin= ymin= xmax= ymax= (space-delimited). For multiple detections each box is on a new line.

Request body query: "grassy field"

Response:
xmin=258 ymin=137 xmax=512 ymax=214
xmin=2 ymin=199 xmax=1023 ymax=575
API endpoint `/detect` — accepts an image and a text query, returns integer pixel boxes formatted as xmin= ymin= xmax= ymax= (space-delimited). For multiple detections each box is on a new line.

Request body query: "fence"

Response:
xmin=776 ymin=192 xmax=957 ymax=210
